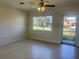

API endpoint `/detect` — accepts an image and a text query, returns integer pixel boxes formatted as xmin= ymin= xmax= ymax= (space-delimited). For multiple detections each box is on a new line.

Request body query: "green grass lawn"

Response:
xmin=33 ymin=26 xmax=52 ymax=31
xmin=63 ymin=31 xmax=75 ymax=41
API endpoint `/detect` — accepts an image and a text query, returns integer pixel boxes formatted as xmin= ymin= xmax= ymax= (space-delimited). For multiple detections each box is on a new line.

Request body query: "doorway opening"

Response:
xmin=62 ymin=14 xmax=76 ymax=46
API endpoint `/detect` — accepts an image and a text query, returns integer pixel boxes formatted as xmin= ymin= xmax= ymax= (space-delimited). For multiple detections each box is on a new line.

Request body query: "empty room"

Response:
xmin=0 ymin=0 xmax=79 ymax=59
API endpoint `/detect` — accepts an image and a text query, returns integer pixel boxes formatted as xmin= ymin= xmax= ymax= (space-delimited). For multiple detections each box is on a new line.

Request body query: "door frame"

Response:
xmin=60 ymin=13 xmax=77 ymax=46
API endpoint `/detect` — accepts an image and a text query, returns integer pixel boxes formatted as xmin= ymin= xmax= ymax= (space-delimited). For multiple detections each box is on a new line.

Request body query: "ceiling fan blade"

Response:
xmin=45 ymin=5 xmax=55 ymax=7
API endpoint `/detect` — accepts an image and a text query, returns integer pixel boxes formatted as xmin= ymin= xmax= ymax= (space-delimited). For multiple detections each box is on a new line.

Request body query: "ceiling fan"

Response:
xmin=20 ymin=0 xmax=55 ymax=12
xmin=36 ymin=0 xmax=55 ymax=12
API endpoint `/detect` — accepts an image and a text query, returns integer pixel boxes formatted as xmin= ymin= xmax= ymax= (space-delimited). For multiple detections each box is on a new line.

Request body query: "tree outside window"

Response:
xmin=33 ymin=16 xmax=52 ymax=31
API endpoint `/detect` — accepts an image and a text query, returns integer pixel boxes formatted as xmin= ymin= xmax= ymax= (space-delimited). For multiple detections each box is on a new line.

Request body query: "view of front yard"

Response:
xmin=33 ymin=26 xmax=52 ymax=31
xmin=63 ymin=31 xmax=75 ymax=41
xmin=63 ymin=16 xmax=76 ymax=41
xmin=33 ymin=16 xmax=52 ymax=31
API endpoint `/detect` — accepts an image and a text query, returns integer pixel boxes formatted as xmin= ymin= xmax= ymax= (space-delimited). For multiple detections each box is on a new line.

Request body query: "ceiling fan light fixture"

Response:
xmin=37 ymin=2 xmax=45 ymax=12
xmin=37 ymin=6 xmax=45 ymax=12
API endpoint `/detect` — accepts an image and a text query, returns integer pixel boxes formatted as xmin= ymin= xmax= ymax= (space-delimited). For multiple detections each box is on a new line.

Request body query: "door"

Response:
xmin=62 ymin=13 xmax=76 ymax=46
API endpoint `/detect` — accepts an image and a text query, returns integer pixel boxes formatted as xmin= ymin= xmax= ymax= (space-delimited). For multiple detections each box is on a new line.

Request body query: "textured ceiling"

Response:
xmin=0 ymin=0 xmax=79 ymax=11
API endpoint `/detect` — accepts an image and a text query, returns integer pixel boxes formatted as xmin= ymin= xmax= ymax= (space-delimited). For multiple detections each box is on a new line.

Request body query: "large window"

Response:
xmin=33 ymin=16 xmax=52 ymax=31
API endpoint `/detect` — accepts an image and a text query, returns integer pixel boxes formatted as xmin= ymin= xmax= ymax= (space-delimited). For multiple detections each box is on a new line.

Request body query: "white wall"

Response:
xmin=0 ymin=5 xmax=26 ymax=46
xmin=27 ymin=7 xmax=79 ymax=46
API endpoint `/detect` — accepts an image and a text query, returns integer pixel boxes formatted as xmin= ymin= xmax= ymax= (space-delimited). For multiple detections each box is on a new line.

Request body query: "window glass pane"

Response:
xmin=33 ymin=16 xmax=52 ymax=31
xmin=63 ymin=14 xmax=76 ymax=42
